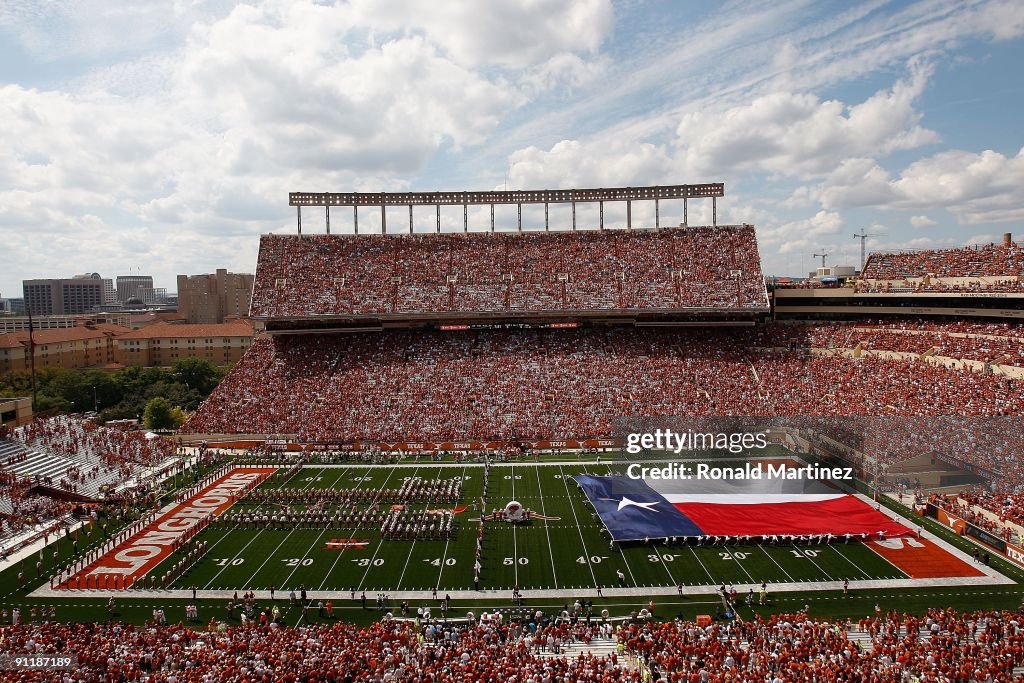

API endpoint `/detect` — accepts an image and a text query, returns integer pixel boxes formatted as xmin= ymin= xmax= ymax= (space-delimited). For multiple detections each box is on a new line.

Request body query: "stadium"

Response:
xmin=3 ymin=181 xmax=1024 ymax=681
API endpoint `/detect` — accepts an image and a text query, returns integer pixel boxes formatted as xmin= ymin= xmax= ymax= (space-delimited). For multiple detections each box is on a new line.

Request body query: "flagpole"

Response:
xmin=27 ymin=302 xmax=37 ymax=408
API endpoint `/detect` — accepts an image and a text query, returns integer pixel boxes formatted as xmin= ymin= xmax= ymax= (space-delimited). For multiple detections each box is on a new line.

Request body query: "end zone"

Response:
xmin=52 ymin=467 xmax=274 ymax=591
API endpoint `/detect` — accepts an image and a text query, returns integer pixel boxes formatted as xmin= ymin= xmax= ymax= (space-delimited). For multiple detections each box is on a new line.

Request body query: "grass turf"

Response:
xmin=169 ymin=462 xmax=910 ymax=594
xmin=3 ymin=456 xmax=1022 ymax=627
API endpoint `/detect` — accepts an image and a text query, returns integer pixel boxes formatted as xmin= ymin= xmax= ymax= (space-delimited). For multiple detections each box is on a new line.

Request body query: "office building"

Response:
xmin=22 ymin=274 xmax=116 ymax=315
xmin=177 ymin=269 xmax=253 ymax=324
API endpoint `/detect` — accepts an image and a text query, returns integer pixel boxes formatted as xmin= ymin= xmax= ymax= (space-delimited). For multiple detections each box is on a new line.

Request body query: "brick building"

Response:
xmin=0 ymin=397 xmax=33 ymax=431
xmin=0 ymin=324 xmax=128 ymax=374
xmin=177 ymin=269 xmax=254 ymax=324
xmin=114 ymin=320 xmax=254 ymax=367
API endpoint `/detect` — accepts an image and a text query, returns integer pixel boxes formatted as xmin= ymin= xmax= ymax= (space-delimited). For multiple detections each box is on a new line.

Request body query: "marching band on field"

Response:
xmin=245 ymin=477 xmax=462 ymax=505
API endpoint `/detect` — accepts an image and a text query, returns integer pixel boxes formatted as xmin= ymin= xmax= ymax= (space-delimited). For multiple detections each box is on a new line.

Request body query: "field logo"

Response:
xmin=59 ymin=467 xmax=274 ymax=590
xmin=325 ymin=538 xmax=370 ymax=550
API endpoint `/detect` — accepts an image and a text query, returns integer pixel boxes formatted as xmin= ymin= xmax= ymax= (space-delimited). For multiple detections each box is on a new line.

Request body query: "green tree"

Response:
xmin=172 ymin=357 xmax=220 ymax=395
xmin=143 ymin=397 xmax=179 ymax=430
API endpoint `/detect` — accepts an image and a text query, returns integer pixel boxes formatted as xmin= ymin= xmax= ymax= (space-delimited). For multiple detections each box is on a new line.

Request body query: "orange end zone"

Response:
xmin=868 ymin=537 xmax=985 ymax=578
xmin=57 ymin=467 xmax=275 ymax=590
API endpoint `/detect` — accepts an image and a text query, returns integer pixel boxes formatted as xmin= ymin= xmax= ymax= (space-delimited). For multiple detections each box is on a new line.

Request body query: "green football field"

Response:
xmin=163 ymin=462 xmax=912 ymax=594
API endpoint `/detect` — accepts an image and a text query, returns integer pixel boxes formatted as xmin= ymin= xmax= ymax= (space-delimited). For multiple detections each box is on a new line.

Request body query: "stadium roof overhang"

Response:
xmin=289 ymin=184 xmax=724 ymax=207
xmin=258 ymin=306 xmax=770 ymax=333
xmin=287 ymin=183 xmax=726 ymax=232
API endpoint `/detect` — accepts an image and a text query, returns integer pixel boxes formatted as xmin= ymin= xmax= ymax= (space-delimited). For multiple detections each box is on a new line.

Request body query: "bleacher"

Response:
xmin=250 ymin=226 xmax=769 ymax=319
xmin=858 ymin=237 xmax=1024 ymax=293
xmin=184 ymin=326 xmax=1024 ymax=446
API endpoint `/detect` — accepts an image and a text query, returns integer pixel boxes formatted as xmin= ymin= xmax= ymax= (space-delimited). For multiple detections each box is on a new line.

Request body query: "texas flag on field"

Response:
xmin=574 ymin=469 xmax=913 ymax=542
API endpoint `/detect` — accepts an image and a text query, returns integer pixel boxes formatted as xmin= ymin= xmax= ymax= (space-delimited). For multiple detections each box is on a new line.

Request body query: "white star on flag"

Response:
xmin=617 ymin=496 xmax=658 ymax=512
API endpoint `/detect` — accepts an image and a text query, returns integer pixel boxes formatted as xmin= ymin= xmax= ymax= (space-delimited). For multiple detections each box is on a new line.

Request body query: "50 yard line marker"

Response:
xmin=534 ymin=464 xmax=559 ymax=589
xmin=511 ymin=464 xmax=519 ymax=587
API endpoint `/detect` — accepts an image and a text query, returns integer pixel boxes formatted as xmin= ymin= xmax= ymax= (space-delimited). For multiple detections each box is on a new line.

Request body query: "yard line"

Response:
xmin=720 ymin=545 xmax=757 ymax=584
xmin=395 ymin=467 xmax=443 ymax=590
xmin=241 ymin=519 xmax=309 ymax=588
xmin=434 ymin=466 xmax=468 ymax=591
xmin=789 ymin=544 xmax=836 ymax=581
xmin=534 ymin=464 xmax=559 ymax=589
xmin=687 ymin=545 xmax=717 ymax=585
xmin=237 ymin=467 xmax=351 ymax=589
xmin=651 ymin=544 xmax=679 ymax=586
xmin=757 ymin=544 xmax=795 ymax=583
xmin=179 ymin=467 xmax=293 ymax=564
xmin=202 ymin=467 xmax=335 ymax=589
xmin=353 ymin=465 xmax=409 ymax=591
xmin=511 ymin=463 xmax=518 ymax=587
xmin=557 ymin=465 xmax=598 ymax=588
xmin=316 ymin=465 xmax=399 ymax=590
xmin=279 ymin=467 xmax=353 ymax=589
xmin=831 ymin=543 xmax=886 ymax=579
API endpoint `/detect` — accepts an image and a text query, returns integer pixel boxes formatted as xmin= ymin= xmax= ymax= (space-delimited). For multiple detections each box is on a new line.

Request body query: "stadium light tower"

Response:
xmin=852 ymin=228 xmax=871 ymax=271
xmin=813 ymin=250 xmax=828 ymax=268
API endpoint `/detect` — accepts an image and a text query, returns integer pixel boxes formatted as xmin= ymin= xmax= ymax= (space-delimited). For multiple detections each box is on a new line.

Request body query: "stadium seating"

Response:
xmin=859 ymin=241 xmax=1024 ymax=292
xmin=1 ymin=608 xmax=1020 ymax=681
xmin=10 ymin=416 xmax=176 ymax=497
xmin=249 ymin=226 xmax=768 ymax=318
xmin=0 ymin=418 xmax=179 ymax=547
xmin=184 ymin=326 xmax=1024 ymax=441
xmin=753 ymin=320 xmax=1024 ymax=367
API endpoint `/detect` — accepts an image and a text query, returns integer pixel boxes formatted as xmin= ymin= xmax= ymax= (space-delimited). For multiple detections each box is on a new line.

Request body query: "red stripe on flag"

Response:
xmin=673 ymin=495 xmax=914 ymax=538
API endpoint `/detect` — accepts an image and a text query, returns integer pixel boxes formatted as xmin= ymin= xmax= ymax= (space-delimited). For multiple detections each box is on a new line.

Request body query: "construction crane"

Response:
xmin=813 ymin=250 xmax=829 ymax=269
xmin=852 ymin=228 xmax=871 ymax=271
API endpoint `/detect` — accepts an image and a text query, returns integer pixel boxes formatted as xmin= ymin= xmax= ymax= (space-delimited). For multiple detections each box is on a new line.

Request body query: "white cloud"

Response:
xmin=0 ymin=0 xmax=214 ymax=62
xmin=345 ymin=0 xmax=613 ymax=69
xmin=520 ymin=53 xmax=610 ymax=95
xmin=759 ymin=210 xmax=845 ymax=256
xmin=0 ymin=0 xmax=623 ymax=294
xmin=3 ymin=0 xmax=1024 ymax=291
xmin=508 ymin=138 xmax=674 ymax=189
xmin=504 ymin=59 xmax=939 ymax=196
xmin=809 ymin=148 xmax=1024 ymax=224
xmin=910 ymin=215 xmax=936 ymax=228
xmin=970 ymin=0 xmax=1024 ymax=41
xmin=673 ymin=59 xmax=938 ymax=177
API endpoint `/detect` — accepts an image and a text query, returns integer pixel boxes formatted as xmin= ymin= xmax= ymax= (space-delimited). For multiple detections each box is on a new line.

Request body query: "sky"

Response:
xmin=2 ymin=0 xmax=1024 ymax=297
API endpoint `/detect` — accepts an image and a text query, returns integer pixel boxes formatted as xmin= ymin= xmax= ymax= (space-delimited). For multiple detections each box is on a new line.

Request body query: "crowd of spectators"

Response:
xmin=250 ymin=226 xmax=768 ymax=318
xmin=1 ymin=607 xmax=1022 ymax=682
xmin=183 ymin=327 xmax=1024 ymax=445
xmin=16 ymin=417 xmax=176 ymax=469
xmin=940 ymin=488 xmax=1024 ymax=543
xmin=859 ymin=241 xmax=1024 ymax=293
xmin=862 ymin=242 xmax=1024 ymax=279
xmin=751 ymin=319 xmax=1024 ymax=366
xmin=10 ymin=417 xmax=177 ymax=496
xmin=0 ymin=614 xmax=631 ymax=682
xmin=626 ymin=607 xmax=1024 ymax=681
xmin=856 ymin=279 xmax=1024 ymax=294
xmin=789 ymin=415 xmax=1024 ymax=488
xmin=929 ymin=491 xmax=1022 ymax=544
xmin=1 ymin=417 xmax=177 ymax=549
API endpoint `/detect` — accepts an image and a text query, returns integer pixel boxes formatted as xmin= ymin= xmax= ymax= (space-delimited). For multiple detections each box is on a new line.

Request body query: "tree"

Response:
xmin=143 ymin=397 xmax=180 ymax=430
xmin=172 ymin=358 xmax=220 ymax=395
